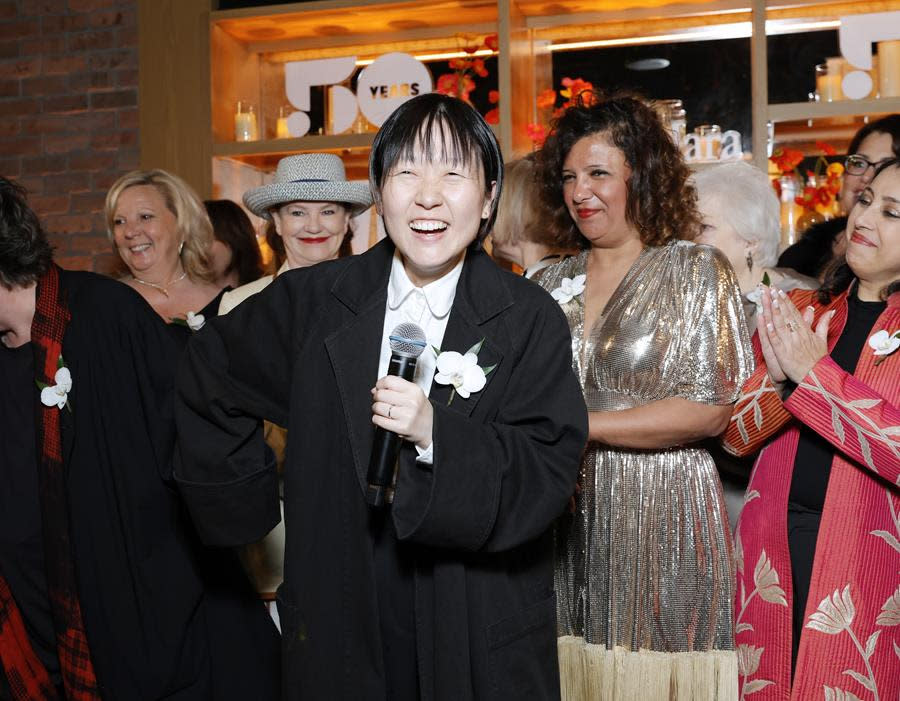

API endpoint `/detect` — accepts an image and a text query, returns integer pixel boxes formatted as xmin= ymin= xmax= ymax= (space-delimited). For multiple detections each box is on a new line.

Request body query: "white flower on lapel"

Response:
xmin=550 ymin=274 xmax=586 ymax=305
xmin=433 ymin=339 xmax=495 ymax=403
xmin=38 ymin=360 xmax=72 ymax=411
xmin=868 ymin=329 xmax=900 ymax=356
xmin=171 ymin=311 xmax=206 ymax=332
xmin=186 ymin=311 xmax=205 ymax=331
xmin=745 ymin=286 xmax=764 ymax=311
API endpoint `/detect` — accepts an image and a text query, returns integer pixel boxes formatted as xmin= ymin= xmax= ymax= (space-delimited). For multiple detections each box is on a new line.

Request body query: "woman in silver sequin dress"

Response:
xmin=535 ymin=94 xmax=754 ymax=700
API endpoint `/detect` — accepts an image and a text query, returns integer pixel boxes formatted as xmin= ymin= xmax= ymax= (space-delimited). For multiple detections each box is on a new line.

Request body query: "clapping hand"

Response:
xmin=757 ymin=286 xmax=834 ymax=386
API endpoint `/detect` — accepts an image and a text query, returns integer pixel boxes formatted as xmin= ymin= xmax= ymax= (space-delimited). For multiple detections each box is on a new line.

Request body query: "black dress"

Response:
xmin=786 ymin=290 xmax=887 ymax=671
xmin=3 ymin=270 xmax=279 ymax=700
xmin=0 ymin=343 xmax=61 ymax=696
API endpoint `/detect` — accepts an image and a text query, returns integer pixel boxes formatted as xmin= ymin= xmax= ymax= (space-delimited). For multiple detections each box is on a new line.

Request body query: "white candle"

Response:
xmin=234 ymin=104 xmax=258 ymax=142
xmin=817 ymin=73 xmax=843 ymax=102
xmin=276 ymin=116 xmax=290 ymax=139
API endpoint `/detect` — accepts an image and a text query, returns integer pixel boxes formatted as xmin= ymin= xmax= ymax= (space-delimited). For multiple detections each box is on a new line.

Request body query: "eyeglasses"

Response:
xmin=845 ymin=154 xmax=892 ymax=176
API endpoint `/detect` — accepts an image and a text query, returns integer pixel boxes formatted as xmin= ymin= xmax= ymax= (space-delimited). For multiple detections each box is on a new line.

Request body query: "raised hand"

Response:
xmin=759 ymin=286 xmax=834 ymax=385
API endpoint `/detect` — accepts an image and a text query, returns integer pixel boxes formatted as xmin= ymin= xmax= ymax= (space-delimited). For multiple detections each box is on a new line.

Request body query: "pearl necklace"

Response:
xmin=131 ymin=270 xmax=187 ymax=298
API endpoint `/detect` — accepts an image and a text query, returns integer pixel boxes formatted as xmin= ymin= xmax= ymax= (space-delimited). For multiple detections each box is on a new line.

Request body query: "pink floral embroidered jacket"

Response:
xmin=723 ymin=287 xmax=900 ymax=701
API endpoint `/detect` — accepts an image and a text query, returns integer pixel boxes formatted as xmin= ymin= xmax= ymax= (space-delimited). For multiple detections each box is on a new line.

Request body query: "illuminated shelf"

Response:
xmin=768 ymin=97 xmax=900 ymax=122
xmin=213 ymin=132 xmax=377 ymax=157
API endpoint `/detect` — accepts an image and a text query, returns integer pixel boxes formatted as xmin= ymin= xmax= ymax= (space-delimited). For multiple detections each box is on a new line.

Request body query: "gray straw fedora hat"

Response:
xmin=243 ymin=153 xmax=374 ymax=219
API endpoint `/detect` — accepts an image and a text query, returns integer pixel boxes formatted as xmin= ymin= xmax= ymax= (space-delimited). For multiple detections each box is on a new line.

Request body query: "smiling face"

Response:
xmin=378 ymin=127 xmax=496 ymax=287
xmin=562 ymin=132 xmax=638 ymax=249
xmin=845 ymin=164 xmax=900 ymax=296
xmin=840 ymin=131 xmax=895 ymax=214
xmin=270 ymin=200 xmax=350 ymax=269
xmin=112 ymin=184 xmax=180 ymax=277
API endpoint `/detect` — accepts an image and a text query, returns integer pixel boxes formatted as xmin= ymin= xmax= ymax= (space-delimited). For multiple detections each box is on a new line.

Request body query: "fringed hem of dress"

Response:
xmin=557 ymin=635 xmax=738 ymax=701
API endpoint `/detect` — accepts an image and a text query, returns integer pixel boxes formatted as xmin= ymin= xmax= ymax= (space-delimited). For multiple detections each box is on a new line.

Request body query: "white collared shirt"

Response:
xmin=377 ymin=251 xmax=465 ymax=463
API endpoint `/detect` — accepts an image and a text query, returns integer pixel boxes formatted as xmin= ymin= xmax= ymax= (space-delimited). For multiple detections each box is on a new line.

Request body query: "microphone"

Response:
xmin=366 ymin=322 xmax=427 ymax=507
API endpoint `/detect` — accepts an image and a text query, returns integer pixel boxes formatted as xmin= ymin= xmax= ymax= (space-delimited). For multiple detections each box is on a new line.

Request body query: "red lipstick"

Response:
xmin=850 ymin=231 xmax=876 ymax=247
xmin=575 ymin=208 xmax=600 ymax=219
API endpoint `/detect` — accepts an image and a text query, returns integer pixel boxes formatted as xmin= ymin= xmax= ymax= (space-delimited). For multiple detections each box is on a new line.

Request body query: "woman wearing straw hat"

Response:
xmin=218 ymin=153 xmax=373 ymax=315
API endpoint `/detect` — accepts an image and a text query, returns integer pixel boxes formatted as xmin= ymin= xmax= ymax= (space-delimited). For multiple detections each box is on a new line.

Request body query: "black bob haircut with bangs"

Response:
xmin=369 ymin=92 xmax=504 ymax=245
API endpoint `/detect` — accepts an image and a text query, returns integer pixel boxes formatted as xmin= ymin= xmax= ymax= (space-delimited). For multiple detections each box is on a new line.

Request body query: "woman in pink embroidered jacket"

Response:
xmin=724 ymin=159 xmax=900 ymax=700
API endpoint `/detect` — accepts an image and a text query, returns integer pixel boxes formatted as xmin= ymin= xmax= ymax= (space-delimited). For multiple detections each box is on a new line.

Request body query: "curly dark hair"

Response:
xmin=204 ymin=199 xmax=264 ymax=285
xmin=0 ymin=176 xmax=53 ymax=290
xmin=818 ymin=159 xmax=900 ymax=303
xmin=536 ymin=91 xmax=700 ymax=250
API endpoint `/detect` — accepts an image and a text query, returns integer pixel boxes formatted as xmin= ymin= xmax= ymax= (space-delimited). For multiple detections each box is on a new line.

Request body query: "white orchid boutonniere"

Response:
xmin=868 ymin=329 xmax=900 ymax=366
xmin=171 ymin=311 xmax=206 ymax=332
xmin=36 ymin=355 xmax=72 ymax=412
xmin=433 ymin=339 xmax=496 ymax=404
xmin=745 ymin=273 xmax=772 ymax=311
xmin=550 ymin=274 xmax=586 ymax=306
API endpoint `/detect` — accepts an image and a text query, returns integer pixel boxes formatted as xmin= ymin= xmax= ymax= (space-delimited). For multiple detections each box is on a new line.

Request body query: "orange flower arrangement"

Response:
xmin=527 ymin=76 xmax=595 ymax=147
xmin=769 ymin=143 xmax=844 ymax=219
xmin=795 ymin=161 xmax=844 ymax=216
xmin=434 ymin=34 xmax=498 ymax=111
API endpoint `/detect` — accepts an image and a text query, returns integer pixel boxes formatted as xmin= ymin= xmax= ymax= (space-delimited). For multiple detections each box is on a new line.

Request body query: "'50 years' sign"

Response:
xmin=283 ymin=53 xmax=432 ymax=138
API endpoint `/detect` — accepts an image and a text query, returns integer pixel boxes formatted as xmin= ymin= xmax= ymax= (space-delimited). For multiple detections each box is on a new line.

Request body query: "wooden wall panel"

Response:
xmin=139 ymin=0 xmax=213 ymax=198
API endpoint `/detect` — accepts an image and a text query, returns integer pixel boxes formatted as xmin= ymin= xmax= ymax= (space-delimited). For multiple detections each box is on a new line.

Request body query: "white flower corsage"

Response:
xmin=550 ymin=274 xmax=586 ymax=305
xmin=186 ymin=311 xmax=205 ymax=331
xmin=433 ymin=339 xmax=496 ymax=404
xmin=36 ymin=355 xmax=72 ymax=411
xmin=171 ymin=311 xmax=206 ymax=331
xmin=868 ymin=329 xmax=900 ymax=366
xmin=745 ymin=274 xmax=773 ymax=314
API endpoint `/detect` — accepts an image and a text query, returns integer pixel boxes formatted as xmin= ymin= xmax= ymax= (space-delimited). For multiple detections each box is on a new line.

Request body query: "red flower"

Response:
xmin=770 ymin=147 xmax=804 ymax=175
xmin=560 ymin=77 xmax=594 ymax=104
xmin=488 ymin=90 xmax=500 ymax=105
xmin=527 ymin=122 xmax=548 ymax=147
xmin=536 ymin=88 xmax=557 ymax=110
xmin=472 ymin=58 xmax=488 ymax=78
xmin=484 ymin=108 xmax=499 ymax=125
xmin=436 ymin=73 xmax=476 ymax=102
xmin=815 ymin=140 xmax=837 ymax=156
xmin=484 ymin=34 xmax=499 ymax=52
xmin=449 ymin=57 xmax=469 ymax=71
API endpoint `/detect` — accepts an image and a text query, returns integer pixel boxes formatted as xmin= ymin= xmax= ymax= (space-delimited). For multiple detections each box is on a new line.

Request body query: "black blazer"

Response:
xmin=34 ymin=270 xmax=279 ymax=700
xmin=175 ymin=239 xmax=588 ymax=700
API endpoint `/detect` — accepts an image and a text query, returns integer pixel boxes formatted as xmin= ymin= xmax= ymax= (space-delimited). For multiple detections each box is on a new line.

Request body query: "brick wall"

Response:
xmin=0 ymin=0 xmax=138 ymax=274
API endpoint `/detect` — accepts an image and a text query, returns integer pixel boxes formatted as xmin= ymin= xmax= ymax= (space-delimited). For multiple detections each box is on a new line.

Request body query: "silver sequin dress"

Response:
xmin=537 ymin=242 xmax=753 ymax=700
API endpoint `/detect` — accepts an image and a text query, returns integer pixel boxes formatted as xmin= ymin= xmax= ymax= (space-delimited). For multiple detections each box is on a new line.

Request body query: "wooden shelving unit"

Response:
xmin=137 ymin=0 xmax=900 ymax=201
